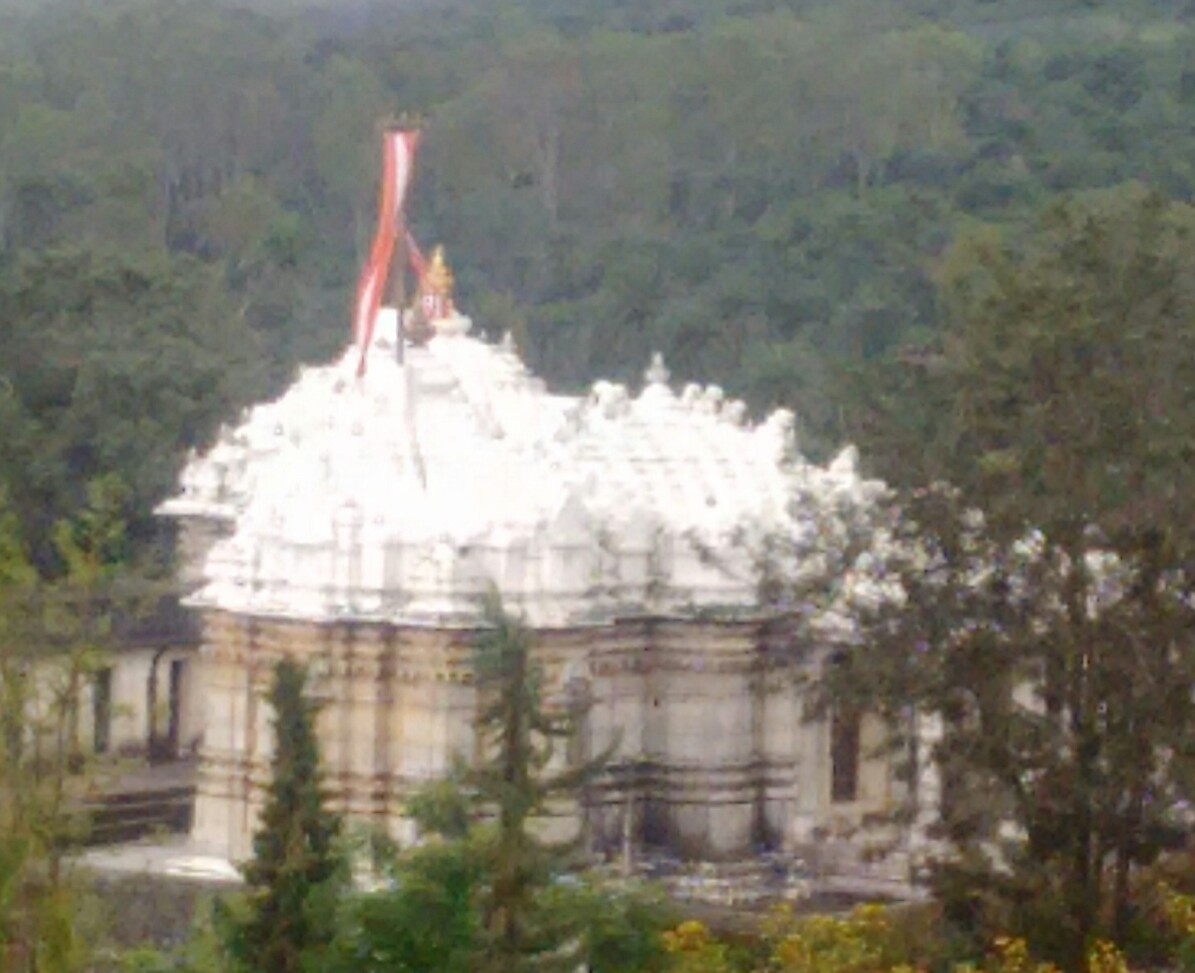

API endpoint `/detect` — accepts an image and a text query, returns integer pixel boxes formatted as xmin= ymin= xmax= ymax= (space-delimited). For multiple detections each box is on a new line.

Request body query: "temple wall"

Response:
xmin=12 ymin=642 xmax=203 ymax=764
xmin=98 ymin=649 xmax=157 ymax=753
xmin=192 ymin=610 xmax=896 ymax=864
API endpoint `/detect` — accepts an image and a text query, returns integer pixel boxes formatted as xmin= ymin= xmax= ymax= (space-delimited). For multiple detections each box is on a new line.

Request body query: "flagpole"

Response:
xmin=388 ymin=116 xmax=422 ymax=365
xmin=355 ymin=118 xmax=421 ymax=375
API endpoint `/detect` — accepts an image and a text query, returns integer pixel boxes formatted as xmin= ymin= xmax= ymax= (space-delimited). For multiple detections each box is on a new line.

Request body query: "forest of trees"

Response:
xmin=2 ymin=0 xmax=1195 ymax=564
xmin=4 ymin=0 xmax=1195 ymax=970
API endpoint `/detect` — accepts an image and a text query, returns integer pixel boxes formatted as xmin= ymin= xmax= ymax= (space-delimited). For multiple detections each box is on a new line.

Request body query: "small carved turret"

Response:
xmin=644 ymin=352 xmax=670 ymax=386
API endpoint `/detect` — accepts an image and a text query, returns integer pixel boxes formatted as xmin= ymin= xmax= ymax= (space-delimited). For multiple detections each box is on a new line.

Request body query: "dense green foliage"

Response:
xmin=332 ymin=837 xmax=486 ymax=973
xmin=324 ymin=603 xmax=665 ymax=973
xmin=465 ymin=600 xmax=612 ymax=973
xmin=828 ymin=186 xmax=1195 ymax=969
xmin=220 ymin=658 xmax=343 ymax=973
xmin=3 ymin=0 xmax=1195 ymax=560
xmin=3 ymin=0 xmax=1195 ymax=968
xmin=0 ymin=481 xmax=135 ymax=973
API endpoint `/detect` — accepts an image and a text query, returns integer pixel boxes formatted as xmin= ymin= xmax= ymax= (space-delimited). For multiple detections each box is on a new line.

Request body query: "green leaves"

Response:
xmin=325 ymin=599 xmax=658 ymax=973
xmin=332 ymin=838 xmax=485 ymax=973
xmin=224 ymin=658 xmax=344 ymax=973
xmin=930 ymin=186 xmax=1195 ymax=542
xmin=0 ymin=488 xmax=35 ymax=588
xmin=838 ymin=186 xmax=1195 ymax=965
xmin=6 ymin=0 xmax=1195 ymax=574
xmin=0 ymin=245 xmax=265 ymax=566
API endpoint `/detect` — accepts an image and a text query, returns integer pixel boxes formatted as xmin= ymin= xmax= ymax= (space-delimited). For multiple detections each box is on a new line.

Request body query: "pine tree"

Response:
xmin=329 ymin=599 xmax=644 ymax=973
xmin=225 ymin=658 xmax=343 ymax=973
xmin=466 ymin=597 xmax=606 ymax=973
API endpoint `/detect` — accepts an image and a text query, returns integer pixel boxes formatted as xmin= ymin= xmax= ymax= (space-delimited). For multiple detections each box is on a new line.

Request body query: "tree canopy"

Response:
xmin=4 ymin=2 xmax=1195 ymax=964
xmin=221 ymin=657 xmax=344 ymax=973
xmin=832 ymin=186 xmax=1195 ymax=968
xmin=3 ymin=0 xmax=1195 ymax=561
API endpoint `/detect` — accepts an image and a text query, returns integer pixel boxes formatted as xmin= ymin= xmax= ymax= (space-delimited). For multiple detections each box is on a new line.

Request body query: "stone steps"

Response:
xmin=82 ymin=784 xmax=195 ymax=847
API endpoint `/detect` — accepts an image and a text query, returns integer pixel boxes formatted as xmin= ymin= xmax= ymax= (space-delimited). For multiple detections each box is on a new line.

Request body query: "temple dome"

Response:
xmin=160 ymin=308 xmax=888 ymax=627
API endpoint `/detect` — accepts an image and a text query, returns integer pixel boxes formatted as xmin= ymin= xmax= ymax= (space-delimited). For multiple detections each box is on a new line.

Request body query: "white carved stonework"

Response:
xmin=160 ymin=307 xmax=906 ymax=867
xmin=160 ymin=310 xmax=888 ymax=629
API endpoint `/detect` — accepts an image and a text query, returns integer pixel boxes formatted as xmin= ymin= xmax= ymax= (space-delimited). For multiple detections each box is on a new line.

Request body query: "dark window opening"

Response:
xmin=94 ymin=668 xmax=112 ymax=755
xmin=830 ymin=705 xmax=861 ymax=804
xmin=167 ymin=659 xmax=184 ymax=757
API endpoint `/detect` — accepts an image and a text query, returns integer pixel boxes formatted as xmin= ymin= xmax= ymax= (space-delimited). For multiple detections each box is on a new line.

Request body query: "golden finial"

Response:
xmin=425 ymin=245 xmax=454 ymax=297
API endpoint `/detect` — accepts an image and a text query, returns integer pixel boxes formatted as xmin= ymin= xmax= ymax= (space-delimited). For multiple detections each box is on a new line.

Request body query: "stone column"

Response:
xmin=655 ymin=621 xmax=759 ymax=860
xmin=906 ymin=709 xmax=943 ymax=880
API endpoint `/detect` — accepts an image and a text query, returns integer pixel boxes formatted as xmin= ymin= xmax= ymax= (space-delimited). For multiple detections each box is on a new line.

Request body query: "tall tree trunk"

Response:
xmin=1065 ymin=536 xmax=1099 ymax=972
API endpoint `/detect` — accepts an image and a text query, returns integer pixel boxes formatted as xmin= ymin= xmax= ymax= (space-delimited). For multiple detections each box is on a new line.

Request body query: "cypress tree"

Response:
xmin=328 ymin=599 xmax=651 ymax=973
xmin=225 ymin=657 xmax=342 ymax=973
xmin=467 ymin=598 xmax=606 ymax=973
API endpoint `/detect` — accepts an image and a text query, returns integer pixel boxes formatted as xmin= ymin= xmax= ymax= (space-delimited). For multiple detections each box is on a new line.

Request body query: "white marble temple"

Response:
xmin=159 ymin=308 xmax=890 ymax=631
xmin=157 ymin=304 xmax=910 ymax=867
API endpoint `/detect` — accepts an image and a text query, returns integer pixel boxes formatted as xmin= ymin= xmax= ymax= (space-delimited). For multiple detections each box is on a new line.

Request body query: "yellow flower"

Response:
xmin=663 ymin=920 xmax=714 ymax=954
xmin=1086 ymin=940 xmax=1129 ymax=973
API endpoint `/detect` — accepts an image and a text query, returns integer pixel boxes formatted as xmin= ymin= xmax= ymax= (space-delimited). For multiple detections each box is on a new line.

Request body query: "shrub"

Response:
xmin=662 ymin=920 xmax=738 ymax=973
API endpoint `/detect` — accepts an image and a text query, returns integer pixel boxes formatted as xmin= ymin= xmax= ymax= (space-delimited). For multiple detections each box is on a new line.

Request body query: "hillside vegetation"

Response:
xmin=1 ymin=0 xmax=1193 ymax=558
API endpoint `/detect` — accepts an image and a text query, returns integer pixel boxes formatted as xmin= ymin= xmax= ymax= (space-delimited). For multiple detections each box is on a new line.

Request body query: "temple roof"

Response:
xmin=159 ymin=309 xmax=889 ymax=627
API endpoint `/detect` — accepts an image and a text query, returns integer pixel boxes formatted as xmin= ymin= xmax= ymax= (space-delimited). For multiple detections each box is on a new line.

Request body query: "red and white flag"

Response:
xmin=355 ymin=129 xmax=420 ymax=375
